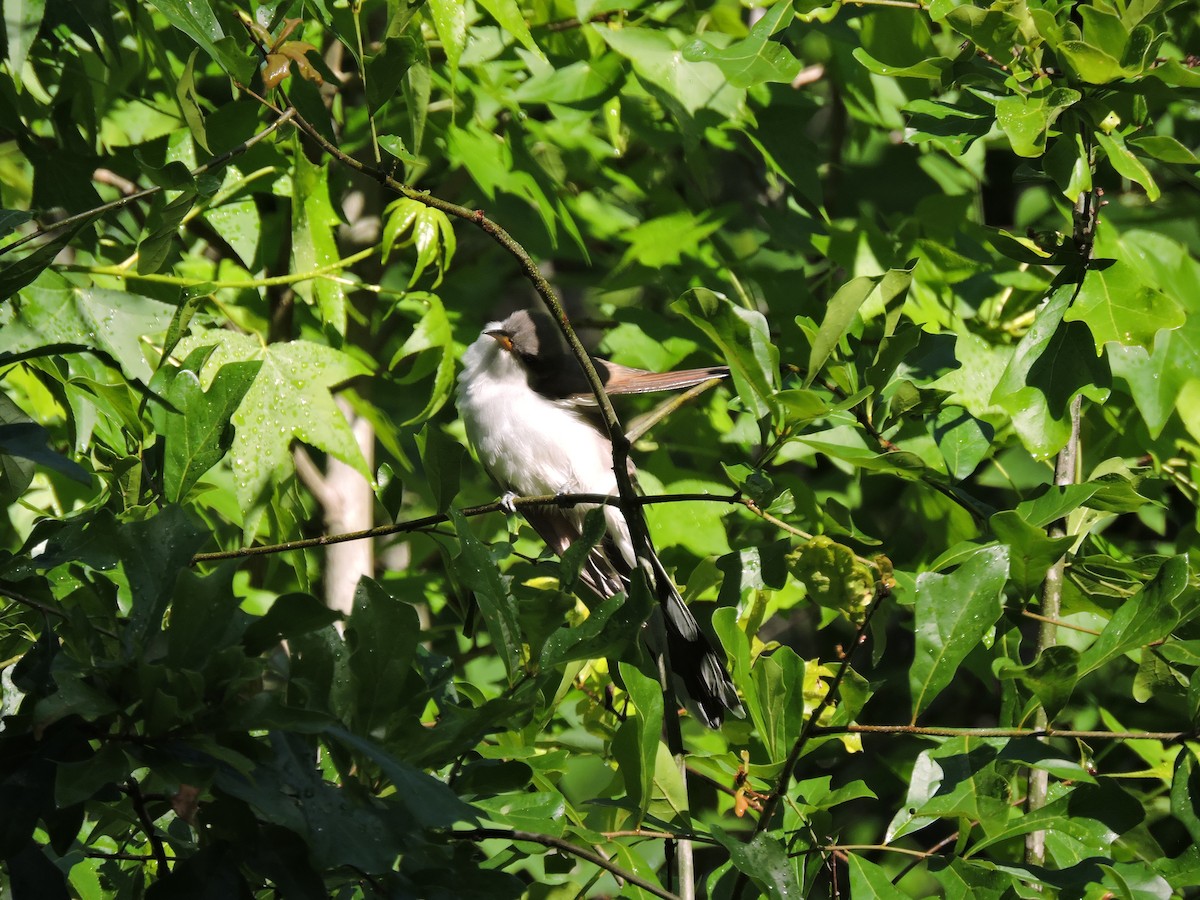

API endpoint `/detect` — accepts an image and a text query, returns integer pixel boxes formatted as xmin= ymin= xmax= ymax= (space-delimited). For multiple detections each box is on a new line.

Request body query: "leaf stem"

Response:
xmin=73 ymin=246 xmax=375 ymax=290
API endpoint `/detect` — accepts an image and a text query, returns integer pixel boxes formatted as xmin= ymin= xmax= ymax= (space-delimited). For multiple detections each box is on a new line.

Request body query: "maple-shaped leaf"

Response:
xmin=0 ymin=273 xmax=175 ymax=383
xmin=172 ymin=331 xmax=372 ymax=513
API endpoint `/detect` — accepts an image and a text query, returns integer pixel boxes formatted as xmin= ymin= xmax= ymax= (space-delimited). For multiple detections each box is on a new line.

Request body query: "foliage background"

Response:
xmin=2 ymin=0 xmax=1200 ymax=896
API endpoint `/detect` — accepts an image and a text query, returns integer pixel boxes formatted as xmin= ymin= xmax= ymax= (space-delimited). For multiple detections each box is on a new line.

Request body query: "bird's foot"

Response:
xmin=500 ymin=491 xmax=519 ymax=514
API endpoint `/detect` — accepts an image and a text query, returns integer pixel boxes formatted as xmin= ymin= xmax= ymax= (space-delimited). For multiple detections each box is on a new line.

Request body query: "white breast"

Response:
xmin=457 ymin=334 xmax=616 ymax=498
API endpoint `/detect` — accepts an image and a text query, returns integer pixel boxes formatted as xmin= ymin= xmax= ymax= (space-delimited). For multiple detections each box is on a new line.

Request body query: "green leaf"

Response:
xmin=1077 ymin=555 xmax=1191 ymax=678
xmin=1171 ymin=749 xmax=1200 ymax=846
xmin=243 ymin=592 xmax=341 ymax=655
xmin=1096 ymin=130 xmax=1161 ymax=200
xmin=672 ymin=288 xmax=779 ymax=420
xmin=970 ymin=781 xmax=1143 ymax=853
xmin=388 ymin=294 xmax=457 ymax=424
xmin=175 ymin=49 xmax=210 ymax=153
xmin=160 ymin=358 xmax=261 ymax=501
xmin=710 ymin=825 xmax=801 ymax=900
xmin=346 ymin=579 xmax=422 ymax=735
xmin=448 ymin=509 xmax=522 ymax=680
xmin=995 ymin=645 xmax=1080 ymax=720
xmin=681 ymin=0 xmax=801 ymax=88
xmin=425 ymin=0 xmax=466 ymax=71
xmin=1056 ymin=40 xmax=1124 ymax=84
xmin=806 ymin=276 xmax=876 ymax=384
xmin=886 ymin=738 xmax=1012 ymax=841
xmin=995 ymin=85 xmax=1080 ymax=158
xmin=151 ymin=0 xmax=253 ymax=82
xmin=1128 ymin=134 xmax=1200 ymax=165
xmin=415 ymin=424 xmax=462 ymax=513
xmin=539 ymin=572 xmax=652 ymax=668
xmin=614 ymin=662 xmax=663 ymax=822
xmin=991 ymin=278 xmax=1110 ymax=459
xmin=0 ymin=394 xmax=90 ymax=495
xmin=0 ymin=208 xmax=33 ymax=237
xmin=933 ymin=406 xmax=994 ymax=480
xmin=5 ymin=0 xmax=46 ymax=75
xmin=751 ymin=647 xmax=813 ymax=762
xmin=1044 ymin=132 xmax=1094 ymax=200
xmin=847 ymin=853 xmax=911 ymax=899
xmin=173 ymin=331 xmax=372 ymax=513
xmin=291 ymin=147 xmax=346 ymax=334
xmin=515 ymin=56 xmax=624 ymax=106
xmin=120 ymin=506 xmax=209 ymax=650
xmin=378 ymin=134 xmax=420 ymax=166
xmin=0 ymin=275 xmax=175 ymax=382
xmin=910 ymin=545 xmax=1009 ymax=720
xmin=597 ymin=26 xmax=742 ymax=117
xmin=854 ymin=48 xmax=952 ymax=79
xmin=904 ymin=98 xmax=993 ymax=157
xmin=989 ymin=510 xmax=1073 ymax=595
xmin=475 ymin=0 xmax=543 ymax=58
xmin=1064 ymin=260 xmax=1185 ymax=352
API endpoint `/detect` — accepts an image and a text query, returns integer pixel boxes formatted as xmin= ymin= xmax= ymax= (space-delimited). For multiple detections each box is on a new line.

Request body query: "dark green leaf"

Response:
xmin=682 ymin=0 xmax=801 ymax=88
xmin=910 ymin=546 xmax=1009 ymax=719
xmin=1077 ymin=555 xmax=1191 ymax=678
xmin=243 ymin=592 xmax=341 ymax=656
xmin=161 ymin=359 xmax=261 ymax=501
xmin=448 ymin=509 xmax=522 ymax=680
xmin=416 ymin=423 xmax=462 ymax=513
xmin=710 ymin=825 xmax=801 ymax=900
xmin=673 ymin=288 xmax=779 ymax=420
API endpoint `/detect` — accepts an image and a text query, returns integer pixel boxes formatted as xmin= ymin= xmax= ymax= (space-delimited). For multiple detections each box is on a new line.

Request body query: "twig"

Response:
xmin=190 ymin=492 xmax=727 ymax=563
xmin=1019 ymin=609 xmax=1099 ymax=636
xmin=124 ymin=778 xmax=169 ymax=877
xmin=1 ymin=109 xmax=297 ymax=258
xmin=601 ymin=830 xmax=720 ymax=844
xmin=451 ymin=828 xmax=680 ymax=900
xmin=0 ymin=583 xmax=68 ymax=619
xmin=750 ymin=586 xmax=888 ymax=840
xmin=1026 ymin=184 xmax=1095 ymax=869
xmin=814 ymin=723 xmax=1189 ymax=741
xmin=892 ymin=830 xmax=961 ymax=884
xmin=730 ymin=587 xmax=887 ymax=896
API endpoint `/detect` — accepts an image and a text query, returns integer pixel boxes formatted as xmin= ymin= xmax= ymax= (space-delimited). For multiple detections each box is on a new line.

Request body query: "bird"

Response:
xmin=456 ymin=308 xmax=744 ymax=728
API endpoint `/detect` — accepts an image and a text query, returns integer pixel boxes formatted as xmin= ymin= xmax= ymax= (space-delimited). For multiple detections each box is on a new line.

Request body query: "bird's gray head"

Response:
xmin=486 ymin=309 xmax=566 ymax=363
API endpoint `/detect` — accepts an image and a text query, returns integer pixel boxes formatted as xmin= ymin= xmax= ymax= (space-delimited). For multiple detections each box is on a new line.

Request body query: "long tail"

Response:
xmin=651 ymin=555 xmax=744 ymax=729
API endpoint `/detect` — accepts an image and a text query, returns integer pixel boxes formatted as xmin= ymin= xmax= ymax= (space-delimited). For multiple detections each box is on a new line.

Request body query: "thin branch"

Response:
xmin=818 ymin=378 xmax=993 ymax=524
xmin=1 ymin=108 xmax=296 ymax=258
xmin=1019 ymin=609 xmax=1099 ymax=636
xmin=1027 ymin=184 xmax=1095 ymax=869
xmin=752 ymin=584 xmax=889 ymax=837
xmin=188 ymin=490 xmax=847 ymax=566
xmin=190 ymin=492 xmax=729 ymax=564
xmin=892 ymin=830 xmax=962 ymax=884
xmin=125 ymin=779 xmax=169 ymax=877
xmin=0 ymin=583 xmax=68 ymax=619
xmin=814 ymin=723 xmax=1190 ymax=742
xmin=601 ymin=830 xmax=719 ymax=845
xmin=625 ymin=377 xmax=725 ymax=444
xmin=82 ymin=851 xmax=174 ymax=862
xmin=451 ymin=828 xmax=680 ymax=900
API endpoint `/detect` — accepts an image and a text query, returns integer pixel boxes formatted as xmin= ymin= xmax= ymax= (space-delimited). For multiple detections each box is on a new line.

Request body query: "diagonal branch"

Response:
xmin=0 ymin=109 xmax=297 ymax=259
xmin=451 ymin=828 xmax=681 ymax=900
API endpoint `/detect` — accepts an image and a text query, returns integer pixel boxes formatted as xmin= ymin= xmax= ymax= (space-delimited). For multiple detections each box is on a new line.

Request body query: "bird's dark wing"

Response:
xmin=523 ymin=503 xmax=744 ymax=729
xmin=520 ymin=504 xmax=627 ymax=600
